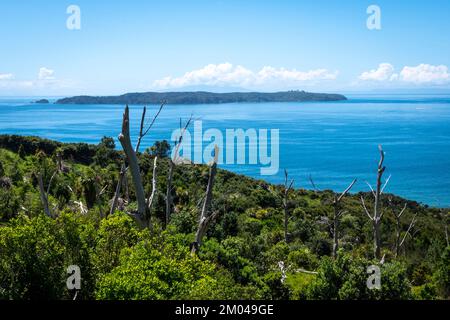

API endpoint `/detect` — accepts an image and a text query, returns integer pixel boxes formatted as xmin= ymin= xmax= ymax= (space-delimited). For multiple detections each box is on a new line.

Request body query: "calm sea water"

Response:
xmin=1 ymin=94 xmax=449 ymax=207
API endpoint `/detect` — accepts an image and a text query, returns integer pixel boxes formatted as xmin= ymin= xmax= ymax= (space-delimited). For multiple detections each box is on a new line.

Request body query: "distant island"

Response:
xmin=34 ymin=99 xmax=49 ymax=104
xmin=55 ymin=90 xmax=347 ymax=105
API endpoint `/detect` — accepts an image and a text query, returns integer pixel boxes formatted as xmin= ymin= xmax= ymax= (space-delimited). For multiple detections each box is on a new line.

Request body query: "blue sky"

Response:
xmin=0 ymin=0 xmax=449 ymax=96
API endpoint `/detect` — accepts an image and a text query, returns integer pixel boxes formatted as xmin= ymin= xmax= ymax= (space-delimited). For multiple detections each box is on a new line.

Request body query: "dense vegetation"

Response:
xmin=55 ymin=90 xmax=347 ymax=105
xmin=0 ymin=134 xmax=448 ymax=300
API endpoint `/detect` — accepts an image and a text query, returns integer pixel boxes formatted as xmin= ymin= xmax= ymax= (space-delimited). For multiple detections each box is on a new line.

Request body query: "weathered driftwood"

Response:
xmin=191 ymin=145 xmax=219 ymax=255
xmin=361 ymin=145 xmax=388 ymax=260
xmin=331 ymin=178 xmax=357 ymax=258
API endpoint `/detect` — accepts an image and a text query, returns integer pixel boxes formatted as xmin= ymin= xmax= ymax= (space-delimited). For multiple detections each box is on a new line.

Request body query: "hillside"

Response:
xmin=55 ymin=90 xmax=347 ymax=105
xmin=0 ymin=135 xmax=448 ymax=300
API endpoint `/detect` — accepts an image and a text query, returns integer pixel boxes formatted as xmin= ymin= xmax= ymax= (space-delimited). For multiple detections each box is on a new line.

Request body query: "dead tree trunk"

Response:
xmin=37 ymin=172 xmax=52 ymax=218
xmin=118 ymin=106 xmax=147 ymax=219
xmin=110 ymin=103 xmax=164 ymax=217
xmin=361 ymin=145 xmax=388 ymax=260
xmin=373 ymin=145 xmax=385 ymax=259
xmin=283 ymin=169 xmax=294 ymax=243
xmin=191 ymin=145 xmax=219 ymax=255
xmin=165 ymin=158 xmax=174 ymax=226
xmin=332 ymin=178 xmax=357 ymax=258
xmin=146 ymin=156 xmax=158 ymax=230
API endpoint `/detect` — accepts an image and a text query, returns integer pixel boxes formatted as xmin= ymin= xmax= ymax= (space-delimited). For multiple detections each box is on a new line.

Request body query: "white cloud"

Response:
xmin=0 ymin=67 xmax=78 ymax=96
xmin=0 ymin=73 xmax=14 ymax=80
xmin=358 ymin=63 xmax=395 ymax=81
xmin=257 ymin=66 xmax=338 ymax=82
xmin=399 ymin=64 xmax=449 ymax=84
xmin=358 ymin=63 xmax=449 ymax=86
xmin=38 ymin=67 xmax=55 ymax=80
xmin=153 ymin=63 xmax=338 ymax=89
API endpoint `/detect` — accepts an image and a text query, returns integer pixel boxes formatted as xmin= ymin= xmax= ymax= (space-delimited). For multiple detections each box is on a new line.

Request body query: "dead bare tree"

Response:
xmin=387 ymin=198 xmax=418 ymax=258
xmin=390 ymin=200 xmax=407 ymax=258
xmin=117 ymin=105 xmax=165 ymax=227
xmin=191 ymin=145 xmax=219 ymax=255
xmin=165 ymin=116 xmax=193 ymax=226
xmin=331 ymin=178 xmax=357 ymax=258
xmin=283 ymin=169 xmax=294 ymax=243
xmin=110 ymin=103 xmax=164 ymax=216
xmin=361 ymin=145 xmax=389 ymax=260
xmin=388 ymin=197 xmax=417 ymax=258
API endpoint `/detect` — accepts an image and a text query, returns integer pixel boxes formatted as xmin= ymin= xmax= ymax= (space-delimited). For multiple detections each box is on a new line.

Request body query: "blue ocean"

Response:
xmin=1 ymin=94 xmax=449 ymax=207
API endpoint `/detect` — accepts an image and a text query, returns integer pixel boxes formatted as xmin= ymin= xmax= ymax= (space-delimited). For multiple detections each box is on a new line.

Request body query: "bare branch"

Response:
xmin=399 ymin=214 xmax=417 ymax=248
xmin=166 ymin=116 xmax=193 ymax=225
xmin=294 ymin=268 xmax=318 ymax=275
xmin=337 ymin=178 xmax=357 ymax=202
xmin=309 ymin=174 xmax=318 ymax=192
xmin=398 ymin=203 xmax=407 ymax=218
xmin=74 ymin=200 xmax=88 ymax=215
xmin=365 ymin=181 xmax=376 ymax=198
xmin=135 ymin=102 xmax=165 ymax=153
xmin=284 ymin=169 xmax=288 ymax=188
xmin=46 ymin=171 xmax=57 ymax=196
xmin=98 ymin=185 xmax=108 ymax=197
xmin=337 ymin=210 xmax=347 ymax=218
xmin=380 ymin=174 xmax=391 ymax=194
xmin=361 ymin=196 xmax=373 ymax=221
xmin=142 ymin=102 xmax=165 ymax=138
xmin=172 ymin=114 xmax=193 ymax=163
xmin=378 ymin=144 xmax=385 ymax=169
xmin=134 ymin=106 xmax=147 ymax=154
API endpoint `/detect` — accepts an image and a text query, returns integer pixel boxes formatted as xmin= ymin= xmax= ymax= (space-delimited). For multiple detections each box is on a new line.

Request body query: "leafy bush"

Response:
xmin=95 ymin=238 xmax=238 ymax=300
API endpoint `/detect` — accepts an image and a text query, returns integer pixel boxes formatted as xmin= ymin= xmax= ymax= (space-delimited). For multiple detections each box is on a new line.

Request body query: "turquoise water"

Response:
xmin=1 ymin=95 xmax=450 ymax=207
